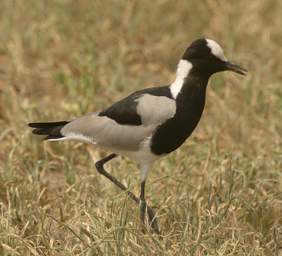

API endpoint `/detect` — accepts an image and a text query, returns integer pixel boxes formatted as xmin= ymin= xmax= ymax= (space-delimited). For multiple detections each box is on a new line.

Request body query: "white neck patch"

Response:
xmin=206 ymin=39 xmax=227 ymax=61
xmin=170 ymin=59 xmax=192 ymax=99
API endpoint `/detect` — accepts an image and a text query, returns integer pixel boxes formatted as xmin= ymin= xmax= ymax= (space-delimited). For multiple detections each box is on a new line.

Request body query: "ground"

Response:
xmin=0 ymin=1 xmax=281 ymax=255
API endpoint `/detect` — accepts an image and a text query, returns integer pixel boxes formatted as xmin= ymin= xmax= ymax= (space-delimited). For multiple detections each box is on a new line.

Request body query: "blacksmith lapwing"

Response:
xmin=28 ymin=38 xmax=247 ymax=234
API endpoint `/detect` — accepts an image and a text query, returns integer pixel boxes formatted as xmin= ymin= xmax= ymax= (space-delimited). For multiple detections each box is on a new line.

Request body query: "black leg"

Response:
xmin=95 ymin=154 xmax=160 ymax=234
xmin=140 ymin=181 xmax=146 ymax=224
xmin=95 ymin=154 xmax=139 ymax=204
xmin=139 ymin=180 xmax=160 ymax=234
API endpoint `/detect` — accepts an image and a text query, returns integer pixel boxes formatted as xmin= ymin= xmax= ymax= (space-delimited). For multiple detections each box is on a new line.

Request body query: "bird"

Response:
xmin=28 ymin=38 xmax=247 ymax=234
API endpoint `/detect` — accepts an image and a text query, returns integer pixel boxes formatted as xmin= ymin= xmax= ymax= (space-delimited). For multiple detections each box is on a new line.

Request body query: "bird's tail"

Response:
xmin=28 ymin=121 xmax=69 ymax=140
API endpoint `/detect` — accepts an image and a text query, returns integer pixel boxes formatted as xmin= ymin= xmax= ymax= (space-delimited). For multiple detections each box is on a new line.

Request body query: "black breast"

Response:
xmin=151 ymin=78 xmax=207 ymax=155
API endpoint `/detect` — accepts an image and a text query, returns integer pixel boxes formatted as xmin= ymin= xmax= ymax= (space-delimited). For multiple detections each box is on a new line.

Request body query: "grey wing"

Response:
xmin=61 ymin=93 xmax=176 ymax=151
xmin=135 ymin=94 xmax=176 ymax=125
xmin=61 ymin=113 xmax=155 ymax=151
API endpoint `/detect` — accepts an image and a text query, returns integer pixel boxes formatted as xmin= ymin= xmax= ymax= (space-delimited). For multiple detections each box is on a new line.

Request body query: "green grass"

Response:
xmin=0 ymin=1 xmax=281 ymax=255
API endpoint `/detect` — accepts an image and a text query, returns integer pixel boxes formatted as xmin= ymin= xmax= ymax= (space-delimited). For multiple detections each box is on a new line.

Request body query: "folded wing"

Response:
xmin=29 ymin=87 xmax=177 ymax=152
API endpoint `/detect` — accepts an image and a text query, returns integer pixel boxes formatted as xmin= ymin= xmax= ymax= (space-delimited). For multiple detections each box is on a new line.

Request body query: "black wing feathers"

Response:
xmin=98 ymin=95 xmax=142 ymax=125
xmin=98 ymin=86 xmax=172 ymax=125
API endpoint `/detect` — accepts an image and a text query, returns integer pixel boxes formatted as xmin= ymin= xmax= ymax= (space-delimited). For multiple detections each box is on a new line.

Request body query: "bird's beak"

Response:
xmin=225 ymin=61 xmax=247 ymax=76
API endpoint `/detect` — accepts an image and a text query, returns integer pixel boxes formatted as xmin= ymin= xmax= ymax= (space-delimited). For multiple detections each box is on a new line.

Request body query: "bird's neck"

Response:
xmin=170 ymin=59 xmax=209 ymax=99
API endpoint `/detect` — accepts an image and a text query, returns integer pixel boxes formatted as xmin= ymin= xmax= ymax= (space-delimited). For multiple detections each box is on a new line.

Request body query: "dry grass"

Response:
xmin=0 ymin=1 xmax=281 ymax=255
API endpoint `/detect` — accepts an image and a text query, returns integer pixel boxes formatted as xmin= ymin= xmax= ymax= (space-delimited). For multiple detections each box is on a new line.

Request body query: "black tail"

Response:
xmin=28 ymin=121 xmax=69 ymax=140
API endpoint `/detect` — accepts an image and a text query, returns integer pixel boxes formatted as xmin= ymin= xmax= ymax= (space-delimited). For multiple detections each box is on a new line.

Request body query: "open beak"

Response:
xmin=225 ymin=62 xmax=248 ymax=76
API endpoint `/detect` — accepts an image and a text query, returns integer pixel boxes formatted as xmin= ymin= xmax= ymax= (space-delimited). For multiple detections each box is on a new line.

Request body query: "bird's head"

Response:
xmin=182 ymin=38 xmax=247 ymax=77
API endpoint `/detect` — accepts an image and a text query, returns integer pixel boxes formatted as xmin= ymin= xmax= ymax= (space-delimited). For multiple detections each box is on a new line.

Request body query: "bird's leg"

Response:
xmin=95 ymin=154 xmax=160 ymax=234
xmin=140 ymin=181 xmax=146 ymax=224
xmin=140 ymin=180 xmax=160 ymax=234
xmin=95 ymin=154 xmax=139 ymax=204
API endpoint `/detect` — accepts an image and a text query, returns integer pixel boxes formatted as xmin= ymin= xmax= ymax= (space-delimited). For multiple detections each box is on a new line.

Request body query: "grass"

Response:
xmin=0 ymin=0 xmax=281 ymax=255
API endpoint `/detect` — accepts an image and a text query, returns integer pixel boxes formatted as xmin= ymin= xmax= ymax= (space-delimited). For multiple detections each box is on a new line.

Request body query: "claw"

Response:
xmin=140 ymin=200 xmax=160 ymax=234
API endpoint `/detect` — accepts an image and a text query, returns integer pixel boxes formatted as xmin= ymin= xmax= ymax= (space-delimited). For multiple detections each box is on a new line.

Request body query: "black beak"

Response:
xmin=225 ymin=62 xmax=247 ymax=76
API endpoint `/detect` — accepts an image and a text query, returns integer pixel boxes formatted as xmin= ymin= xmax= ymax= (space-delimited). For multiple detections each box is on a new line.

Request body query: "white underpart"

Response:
xmin=206 ymin=39 xmax=227 ymax=61
xmin=133 ymin=135 xmax=158 ymax=182
xmin=110 ymin=134 xmax=159 ymax=182
xmin=48 ymin=132 xmax=95 ymax=144
xmin=170 ymin=59 xmax=193 ymax=99
xmin=139 ymin=163 xmax=151 ymax=182
xmin=116 ymin=148 xmax=156 ymax=182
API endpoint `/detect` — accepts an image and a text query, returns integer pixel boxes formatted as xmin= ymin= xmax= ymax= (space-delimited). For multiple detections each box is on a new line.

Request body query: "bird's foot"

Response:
xmin=140 ymin=200 xmax=160 ymax=234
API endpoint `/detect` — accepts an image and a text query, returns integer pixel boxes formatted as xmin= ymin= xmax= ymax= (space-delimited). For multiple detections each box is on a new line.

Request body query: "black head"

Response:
xmin=182 ymin=38 xmax=247 ymax=77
